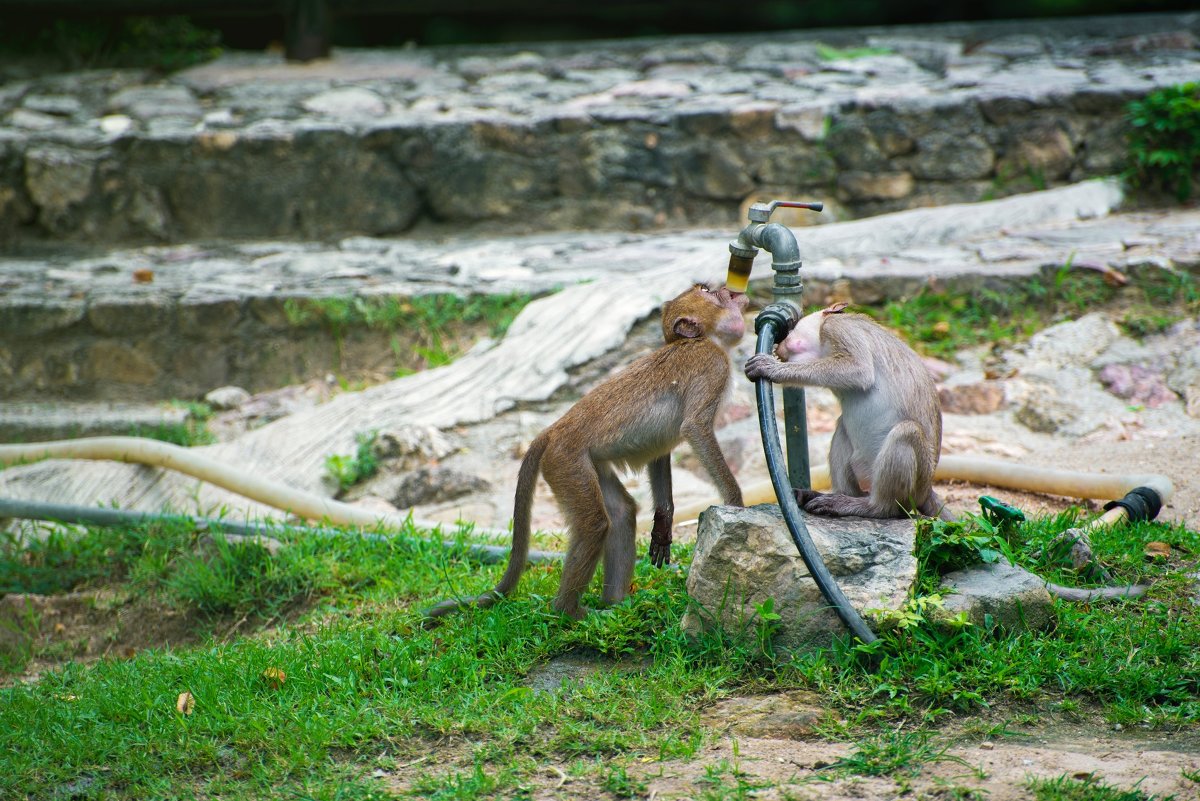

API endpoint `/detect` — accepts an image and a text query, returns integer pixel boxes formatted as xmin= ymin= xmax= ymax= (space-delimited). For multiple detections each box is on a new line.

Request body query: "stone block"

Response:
xmin=837 ymin=170 xmax=915 ymax=201
xmin=910 ymin=132 xmax=995 ymax=180
xmin=0 ymin=297 xmax=86 ymax=338
xmin=679 ymin=142 xmax=753 ymax=200
xmin=681 ymin=504 xmax=916 ymax=649
xmin=936 ymin=561 xmax=1055 ymax=632
xmin=84 ymin=341 xmax=160 ymax=385
xmin=86 ymin=294 xmax=172 ymax=335
xmin=938 ymin=382 xmax=1006 ymax=415
xmin=178 ymin=292 xmax=244 ymax=338
xmin=24 ymin=147 xmax=95 ymax=222
xmin=998 ymin=123 xmax=1076 ymax=181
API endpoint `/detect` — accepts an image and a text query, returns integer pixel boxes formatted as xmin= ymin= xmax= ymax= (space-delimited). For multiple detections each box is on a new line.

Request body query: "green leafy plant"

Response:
xmin=324 ymin=431 xmax=380 ymax=491
xmin=1126 ymin=82 xmax=1200 ymax=201
xmin=0 ymin=15 xmax=221 ymax=71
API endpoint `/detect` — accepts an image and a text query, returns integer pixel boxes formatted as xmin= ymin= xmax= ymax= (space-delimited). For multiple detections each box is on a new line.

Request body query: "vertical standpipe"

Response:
xmin=732 ymin=199 xmax=877 ymax=644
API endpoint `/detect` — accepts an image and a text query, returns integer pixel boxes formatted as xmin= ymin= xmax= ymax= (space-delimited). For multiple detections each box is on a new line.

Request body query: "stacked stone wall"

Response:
xmin=1 ymin=13 xmax=1196 ymax=245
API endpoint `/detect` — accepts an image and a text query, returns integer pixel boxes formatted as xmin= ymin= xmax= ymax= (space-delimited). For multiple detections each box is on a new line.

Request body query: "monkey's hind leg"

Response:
xmin=797 ymin=417 xmax=864 ymax=508
xmin=598 ymin=465 xmax=637 ymax=606
xmin=544 ymin=455 xmax=610 ymax=619
xmin=805 ymin=420 xmax=929 ymax=519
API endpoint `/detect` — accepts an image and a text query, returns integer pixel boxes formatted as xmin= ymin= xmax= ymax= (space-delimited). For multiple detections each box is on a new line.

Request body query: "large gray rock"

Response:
xmin=681 ymin=504 xmax=916 ymax=649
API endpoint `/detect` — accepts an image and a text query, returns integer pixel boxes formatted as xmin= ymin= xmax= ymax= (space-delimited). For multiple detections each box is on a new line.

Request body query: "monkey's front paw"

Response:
xmin=744 ymin=354 xmax=781 ymax=382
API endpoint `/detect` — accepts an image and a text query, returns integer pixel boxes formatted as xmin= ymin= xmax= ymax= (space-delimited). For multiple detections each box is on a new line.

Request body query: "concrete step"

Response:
xmin=1 ymin=13 xmax=1197 ymax=247
xmin=2 ymin=181 xmax=1198 ymax=404
xmin=0 ymin=401 xmax=192 ymax=443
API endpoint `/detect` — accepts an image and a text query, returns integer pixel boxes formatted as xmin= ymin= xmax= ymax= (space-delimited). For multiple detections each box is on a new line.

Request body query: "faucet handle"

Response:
xmin=747 ymin=200 xmax=824 ymax=223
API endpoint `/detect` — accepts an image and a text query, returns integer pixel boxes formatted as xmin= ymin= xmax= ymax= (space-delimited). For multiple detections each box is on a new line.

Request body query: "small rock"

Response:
xmin=374 ymin=425 xmax=461 ymax=469
xmin=1097 ymin=363 xmax=1177 ymax=408
xmin=936 ymin=561 xmax=1055 ymax=632
xmin=98 ymin=114 xmax=133 ymax=135
xmin=8 ymin=108 xmax=60 ymax=130
xmin=205 ymin=386 xmax=252 ymax=411
xmin=939 ymin=382 xmax=1005 ymax=415
xmin=302 ymin=87 xmax=387 ymax=117
xmin=349 ymin=467 xmax=490 ymax=508
xmin=23 ymin=95 xmax=81 ymax=116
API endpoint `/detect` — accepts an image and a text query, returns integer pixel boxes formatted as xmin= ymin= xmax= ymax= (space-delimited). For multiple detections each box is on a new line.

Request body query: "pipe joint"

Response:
xmin=754 ymin=303 xmax=799 ymax=340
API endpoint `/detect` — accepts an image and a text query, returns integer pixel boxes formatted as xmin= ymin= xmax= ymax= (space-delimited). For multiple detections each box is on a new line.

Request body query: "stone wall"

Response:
xmin=1 ymin=13 xmax=1196 ymax=246
xmin=0 ymin=291 xmax=399 ymax=401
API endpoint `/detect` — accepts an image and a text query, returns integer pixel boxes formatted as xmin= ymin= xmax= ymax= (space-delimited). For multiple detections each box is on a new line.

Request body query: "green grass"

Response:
xmin=816 ymin=43 xmax=893 ymax=60
xmin=284 ymin=292 xmax=536 ymax=375
xmin=867 ymin=264 xmax=1199 ymax=358
xmin=1 ymin=508 xmax=1198 ymax=798
xmin=1028 ymin=774 xmax=1172 ymax=801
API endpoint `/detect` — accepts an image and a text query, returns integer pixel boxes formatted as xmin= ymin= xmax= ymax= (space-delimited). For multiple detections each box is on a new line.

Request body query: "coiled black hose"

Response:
xmin=753 ymin=319 xmax=877 ymax=645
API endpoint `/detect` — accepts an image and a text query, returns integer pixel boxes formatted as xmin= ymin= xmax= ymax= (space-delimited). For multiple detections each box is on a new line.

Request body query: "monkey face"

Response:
xmin=778 ymin=311 xmax=824 ymax=362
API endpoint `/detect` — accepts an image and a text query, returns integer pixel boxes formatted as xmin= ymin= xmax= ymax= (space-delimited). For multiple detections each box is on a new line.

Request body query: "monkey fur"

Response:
xmin=745 ymin=303 xmax=948 ymax=520
xmin=425 ymin=285 xmax=746 ymax=621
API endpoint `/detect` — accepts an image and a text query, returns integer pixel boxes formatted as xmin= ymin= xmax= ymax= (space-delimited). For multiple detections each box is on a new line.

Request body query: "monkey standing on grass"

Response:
xmin=425 ymin=285 xmax=747 ymax=621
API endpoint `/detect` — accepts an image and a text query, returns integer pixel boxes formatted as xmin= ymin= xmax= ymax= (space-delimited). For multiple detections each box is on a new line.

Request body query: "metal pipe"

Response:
xmin=729 ymin=202 xmax=819 ymax=490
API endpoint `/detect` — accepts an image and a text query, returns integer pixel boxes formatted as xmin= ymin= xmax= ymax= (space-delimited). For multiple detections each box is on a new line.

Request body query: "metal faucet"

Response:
xmin=731 ymin=199 xmax=823 ymax=489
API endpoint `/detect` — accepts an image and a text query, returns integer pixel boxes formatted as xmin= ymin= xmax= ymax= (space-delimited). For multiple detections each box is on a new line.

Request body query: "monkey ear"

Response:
xmin=673 ymin=316 xmax=704 ymax=339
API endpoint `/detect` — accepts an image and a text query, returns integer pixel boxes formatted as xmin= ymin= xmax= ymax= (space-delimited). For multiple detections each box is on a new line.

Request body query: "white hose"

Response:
xmin=0 ymin=437 xmax=512 ymax=539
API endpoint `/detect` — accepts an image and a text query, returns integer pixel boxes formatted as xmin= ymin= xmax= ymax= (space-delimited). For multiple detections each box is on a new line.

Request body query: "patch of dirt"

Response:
xmin=629 ymin=726 xmax=1200 ymax=801
xmin=0 ymin=588 xmax=289 ymax=687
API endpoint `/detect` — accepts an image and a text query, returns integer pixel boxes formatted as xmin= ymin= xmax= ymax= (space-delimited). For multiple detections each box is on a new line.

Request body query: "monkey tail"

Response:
xmin=422 ymin=433 xmax=549 ymax=622
xmin=1044 ymin=581 xmax=1148 ymax=602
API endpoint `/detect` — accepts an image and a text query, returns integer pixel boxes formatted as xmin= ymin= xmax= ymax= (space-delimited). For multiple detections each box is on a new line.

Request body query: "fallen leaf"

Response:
xmin=932 ymin=321 xmax=951 ymax=336
xmin=53 ymin=622 xmax=66 ymax=635
xmin=261 ymin=667 xmax=287 ymax=689
xmin=133 ymin=268 xmax=154 ymax=284
xmin=176 ymin=691 xmax=195 ymax=715
xmin=1144 ymin=541 xmax=1172 ymax=559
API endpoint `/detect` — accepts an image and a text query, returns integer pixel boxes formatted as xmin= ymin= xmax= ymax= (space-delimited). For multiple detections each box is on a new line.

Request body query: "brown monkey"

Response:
xmin=425 ymin=285 xmax=747 ymax=621
xmin=744 ymin=302 xmax=949 ymax=520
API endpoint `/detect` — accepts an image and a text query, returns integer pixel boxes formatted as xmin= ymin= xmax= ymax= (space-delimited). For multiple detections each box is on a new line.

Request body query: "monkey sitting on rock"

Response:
xmin=745 ymin=303 xmax=1149 ymax=602
xmin=426 ymin=284 xmax=747 ymax=621
xmin=745 ymin=302 xmax=950 ymax=521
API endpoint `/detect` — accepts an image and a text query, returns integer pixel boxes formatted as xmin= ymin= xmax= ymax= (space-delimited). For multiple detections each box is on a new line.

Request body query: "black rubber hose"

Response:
xmin=0 ymin=497 xmax=560 ymax=566
xmin=753 ymin=320 xmax=878 ymax=645
xmin=1102 ymin=486 xmax=1164 ymax=524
